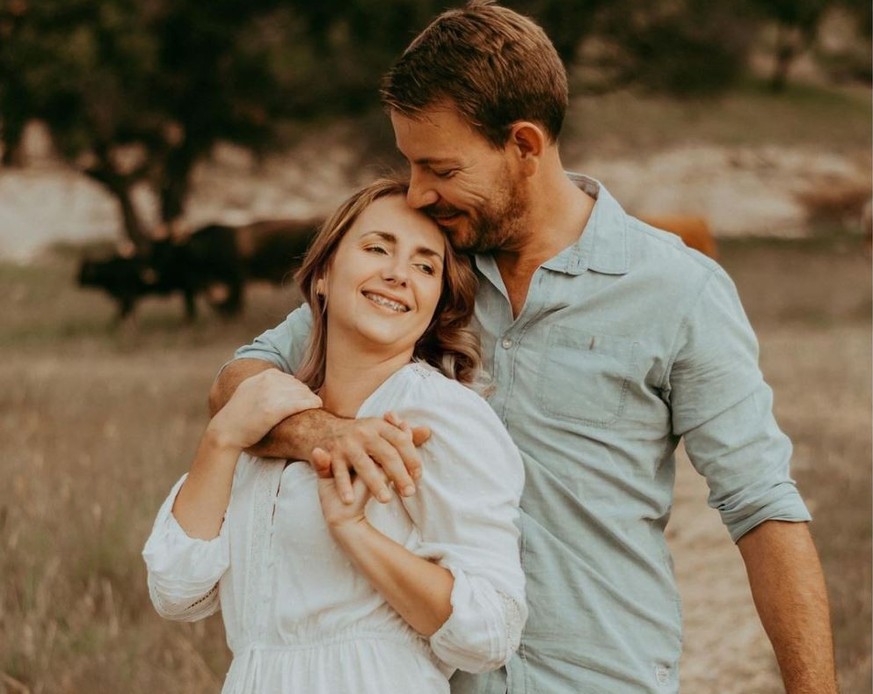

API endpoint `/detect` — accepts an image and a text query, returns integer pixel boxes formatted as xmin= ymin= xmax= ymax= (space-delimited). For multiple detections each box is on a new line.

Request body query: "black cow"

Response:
xmin=77 ymin=219 xmax=320 ymax=321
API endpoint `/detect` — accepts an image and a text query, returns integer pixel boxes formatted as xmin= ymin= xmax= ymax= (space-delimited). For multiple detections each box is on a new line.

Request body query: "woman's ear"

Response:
xmin=315 ymin=277 xmax=326 ymax=297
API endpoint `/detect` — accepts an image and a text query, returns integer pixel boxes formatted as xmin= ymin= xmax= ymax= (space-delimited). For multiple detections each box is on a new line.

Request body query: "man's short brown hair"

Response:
xmin=380 ymin=0 xmax=569 ymax=149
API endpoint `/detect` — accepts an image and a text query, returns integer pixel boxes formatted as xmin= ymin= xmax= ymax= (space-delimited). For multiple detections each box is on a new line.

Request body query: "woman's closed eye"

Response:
xmin=364 ymin=244 xmax=389 ymax=255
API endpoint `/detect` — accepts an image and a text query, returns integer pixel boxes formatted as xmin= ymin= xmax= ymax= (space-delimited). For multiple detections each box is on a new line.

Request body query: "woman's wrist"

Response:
xmin=200 ymin=425 xmax=245 ymax=459
xmin=328 ymin=516 xmax=373 ymax=546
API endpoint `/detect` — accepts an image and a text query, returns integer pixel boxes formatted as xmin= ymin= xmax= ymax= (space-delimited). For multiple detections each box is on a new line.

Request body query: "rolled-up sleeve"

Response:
xmin=230 ymin=304 xmax=313 ymax=374
xmin=398 ymin=382 xmax=527 ymax=674
xmin=667 ymin=268 xmax=811 ymax=542
xmin=142 ymin=475 xmax=230 ymax=621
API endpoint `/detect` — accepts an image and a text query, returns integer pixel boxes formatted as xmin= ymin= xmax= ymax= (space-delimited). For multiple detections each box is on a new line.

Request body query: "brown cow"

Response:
xmin=638 ymin=215 xmax=718 ymax=259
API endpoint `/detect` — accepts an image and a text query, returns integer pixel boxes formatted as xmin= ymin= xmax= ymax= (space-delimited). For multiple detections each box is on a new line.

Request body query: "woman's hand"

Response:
xmin=316 ymin=455 xmax=377 ymax=535
xmin=207 ymin=369 xmax=323 ymax=451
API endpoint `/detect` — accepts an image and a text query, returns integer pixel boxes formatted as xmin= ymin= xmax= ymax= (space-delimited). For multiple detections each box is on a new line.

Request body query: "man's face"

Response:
xmin=390 ymin=106 xmax=529 ymax=254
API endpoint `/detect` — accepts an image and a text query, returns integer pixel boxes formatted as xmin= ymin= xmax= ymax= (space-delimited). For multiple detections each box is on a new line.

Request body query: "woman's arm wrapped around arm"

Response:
xmin=142 ymin=475 xmax=230 ymax=622
xmin=399 ymin=378 xmax=527 ymax=675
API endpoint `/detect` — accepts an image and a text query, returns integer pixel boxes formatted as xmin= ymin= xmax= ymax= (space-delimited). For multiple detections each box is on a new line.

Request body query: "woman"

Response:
xmin=142 ymin=178 xmax=527 ymax=693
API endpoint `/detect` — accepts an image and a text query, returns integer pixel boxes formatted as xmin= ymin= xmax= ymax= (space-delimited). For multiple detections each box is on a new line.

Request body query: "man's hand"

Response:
xmin=210 ymin=359 xmax=431 ymax=499
xmin=311 ymin=412 xmax=430 ymax=505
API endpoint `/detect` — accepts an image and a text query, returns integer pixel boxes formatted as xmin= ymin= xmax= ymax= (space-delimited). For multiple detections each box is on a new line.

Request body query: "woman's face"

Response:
xmin=321 ymin=194 xmax=446 ymax=358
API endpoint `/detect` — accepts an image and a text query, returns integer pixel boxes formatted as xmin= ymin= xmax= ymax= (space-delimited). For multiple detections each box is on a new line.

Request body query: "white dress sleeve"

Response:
xmin=397 ymin=376 xmax=527 ymax=675
xmin=142 ymin=474 xmax=230 ymax=622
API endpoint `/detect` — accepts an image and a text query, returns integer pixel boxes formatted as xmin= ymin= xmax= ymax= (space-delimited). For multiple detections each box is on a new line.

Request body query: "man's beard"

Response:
xmin=425 ymin=178 xmax=529 ymax=254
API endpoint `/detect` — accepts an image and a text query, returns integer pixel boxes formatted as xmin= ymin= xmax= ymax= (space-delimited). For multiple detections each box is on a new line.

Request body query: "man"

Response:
xmin=210 ymin=2 xmax=838 ymax=691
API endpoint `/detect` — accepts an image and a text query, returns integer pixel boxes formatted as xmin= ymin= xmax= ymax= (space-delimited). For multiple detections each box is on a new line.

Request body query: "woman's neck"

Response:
xmin=319 ymin=341 xmax=415 ymax=418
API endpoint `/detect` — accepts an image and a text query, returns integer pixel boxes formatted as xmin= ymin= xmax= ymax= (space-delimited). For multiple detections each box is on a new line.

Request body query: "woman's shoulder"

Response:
xmin=396 ymin=361 xmax=491 ymax=410
xmin=360 ymin=362 xmax=494 ymax=424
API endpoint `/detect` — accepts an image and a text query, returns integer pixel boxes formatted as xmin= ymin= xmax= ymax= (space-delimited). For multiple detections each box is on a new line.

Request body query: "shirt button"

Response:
xmin=501 ymin=337 xmax=513 ymax=349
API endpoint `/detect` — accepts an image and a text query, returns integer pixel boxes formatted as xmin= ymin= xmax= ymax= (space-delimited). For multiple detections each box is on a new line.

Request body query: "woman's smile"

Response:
xmin=363 ymin=290 xmax=410 ymax=313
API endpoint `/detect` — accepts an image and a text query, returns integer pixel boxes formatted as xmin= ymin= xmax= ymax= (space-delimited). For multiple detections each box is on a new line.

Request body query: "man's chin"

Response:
xmin=434 ymin=216 xmax=472 ymax=247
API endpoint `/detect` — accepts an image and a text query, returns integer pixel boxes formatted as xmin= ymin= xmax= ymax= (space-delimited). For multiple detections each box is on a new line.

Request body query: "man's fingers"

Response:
xmin=369 ymin=429 xmax=420 ymax=496
xmin=411 ymin=425 xmax=431 ymax=447
xmin=348 ymin=446 xmax=394 ymax=503
xmin=383 ymin=411 xmax=401 ymax=428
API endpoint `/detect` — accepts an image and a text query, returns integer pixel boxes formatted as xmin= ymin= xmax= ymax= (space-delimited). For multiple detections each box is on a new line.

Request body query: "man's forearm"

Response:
xmin=208 ymin=358 xmax=427 ymax=493
xmin=249 ymin=407 xmax=343 ymax=460
xmin=738 ymin=519 xmax=838 ymax=693
xmin=209 ymin=358 xmax=341 ymax=461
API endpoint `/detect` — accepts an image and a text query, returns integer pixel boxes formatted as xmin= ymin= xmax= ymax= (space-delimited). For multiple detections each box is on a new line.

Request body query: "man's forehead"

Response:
xmin=391 ymin=117 xmax=473 ymax=164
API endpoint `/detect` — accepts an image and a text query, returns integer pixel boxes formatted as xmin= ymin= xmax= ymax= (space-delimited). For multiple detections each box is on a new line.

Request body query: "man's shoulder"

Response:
xmin=627 ymin=215 xmax=720 ymax=274
xmin=620 ymin=215 xmax=730 ymax=304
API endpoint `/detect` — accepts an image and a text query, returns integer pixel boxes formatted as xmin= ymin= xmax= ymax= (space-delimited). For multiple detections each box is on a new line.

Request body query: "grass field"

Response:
xmin=0 ymin=232 xmax=869 ymax=693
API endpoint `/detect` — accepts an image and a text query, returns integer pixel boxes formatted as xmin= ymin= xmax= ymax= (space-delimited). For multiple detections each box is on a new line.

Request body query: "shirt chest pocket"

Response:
xmin=537 ymin=326 xmax=637 ymax=427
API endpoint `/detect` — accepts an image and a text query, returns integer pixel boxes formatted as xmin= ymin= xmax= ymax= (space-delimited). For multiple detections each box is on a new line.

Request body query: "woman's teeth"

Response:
xmin=365 ymin=293 xmax=408 ymax=312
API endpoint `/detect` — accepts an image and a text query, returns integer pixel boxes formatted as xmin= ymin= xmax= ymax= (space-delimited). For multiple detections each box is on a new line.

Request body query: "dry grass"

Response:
xmin=0 ymin=236 xmax=869 ymax=693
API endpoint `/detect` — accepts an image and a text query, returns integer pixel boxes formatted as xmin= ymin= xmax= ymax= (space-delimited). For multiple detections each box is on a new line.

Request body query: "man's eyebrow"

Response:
xmin=412 ymin=157 xmax=457 ymax=167
xmin=365 ymin=231 xmax=444 ymax=261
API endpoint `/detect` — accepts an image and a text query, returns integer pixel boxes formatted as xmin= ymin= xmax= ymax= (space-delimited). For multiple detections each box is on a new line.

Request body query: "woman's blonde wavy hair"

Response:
xmin=293 ymin=177 xmax=482 ymax=391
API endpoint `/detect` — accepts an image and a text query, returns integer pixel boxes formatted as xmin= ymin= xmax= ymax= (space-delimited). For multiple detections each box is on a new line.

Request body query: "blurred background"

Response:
xmin=0 ymin=1 xmax=870 ymax=692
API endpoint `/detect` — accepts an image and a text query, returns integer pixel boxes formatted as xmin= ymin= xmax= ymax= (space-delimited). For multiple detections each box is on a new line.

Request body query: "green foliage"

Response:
xmin=2 ymin=0 xmax=835 ymax=237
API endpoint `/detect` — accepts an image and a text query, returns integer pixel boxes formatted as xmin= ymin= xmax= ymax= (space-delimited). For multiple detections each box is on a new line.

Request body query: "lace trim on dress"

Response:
xmin=409 ymin=361 xmax=436 ymax=379
xmin=244 ymin=458 xmax=283 ymax=641
xmin=498 ymin=590 xmax=524 ymax=655
xmin=148 ymin=582 xmax=219 ymax=622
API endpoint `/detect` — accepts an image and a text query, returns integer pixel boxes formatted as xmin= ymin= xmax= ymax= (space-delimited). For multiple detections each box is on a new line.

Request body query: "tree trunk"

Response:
xmin=0 ymin=84 xmax=29 ymax=167
xmin=84 ymin=152 xmax=151 ymax=251
xmin=770 ymin=26 xmax=796 ymax=92
xmin=159 ymin=143 xmax=197 ymax=225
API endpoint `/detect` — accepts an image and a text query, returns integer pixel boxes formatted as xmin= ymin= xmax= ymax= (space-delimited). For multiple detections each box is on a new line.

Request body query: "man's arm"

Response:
xmin=737 ymin=520 xmax=838 ymax=693
xmin=209 ymin=358 xmax=428 ymax=503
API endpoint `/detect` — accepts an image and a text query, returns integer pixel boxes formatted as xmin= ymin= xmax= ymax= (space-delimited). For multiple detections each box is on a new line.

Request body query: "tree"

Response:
xmin=3 ymin=0 xmax=292 ymax=249
xmin=746 ymin=0 xmax=830 ymax=91
xmin=0 ymin=0 xmax=762 ymax=248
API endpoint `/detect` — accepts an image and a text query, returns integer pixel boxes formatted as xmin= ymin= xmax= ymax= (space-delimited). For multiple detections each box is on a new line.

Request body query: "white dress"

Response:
xmin=142 ymin=362 xmax=527 ymax=693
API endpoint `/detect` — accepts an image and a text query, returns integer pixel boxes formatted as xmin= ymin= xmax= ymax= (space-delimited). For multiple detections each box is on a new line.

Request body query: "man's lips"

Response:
xmin=425 ymin=206 xmax=463 ymax=223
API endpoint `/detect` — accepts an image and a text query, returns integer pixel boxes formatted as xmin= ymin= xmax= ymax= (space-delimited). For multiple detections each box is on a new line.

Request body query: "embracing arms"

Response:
xmin=210 ymin=358 xmax=428 ymax=503
xmin=175 ymin=369 xmax=322 ymax=539
xmin=318 ymin=470 xmax=455 ymax=636
xmin=142 ymin=370 xmax=321 ymax=620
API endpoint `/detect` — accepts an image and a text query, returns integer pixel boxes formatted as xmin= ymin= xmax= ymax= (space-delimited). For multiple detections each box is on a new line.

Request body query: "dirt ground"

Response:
xmin=0 ymin=234 xmax=869 ymax=693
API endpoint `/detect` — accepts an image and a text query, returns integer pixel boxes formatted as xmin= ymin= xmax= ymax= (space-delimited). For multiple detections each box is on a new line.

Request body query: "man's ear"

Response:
xmin=508 ymin=121 xmax=545 ymax=174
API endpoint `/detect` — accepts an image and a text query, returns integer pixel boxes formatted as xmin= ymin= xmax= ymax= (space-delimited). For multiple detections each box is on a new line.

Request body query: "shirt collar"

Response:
xmin=474 ymin=172 xmax=630 ymax=278
xmin=541 ymin=173 xmax=629 ymax=276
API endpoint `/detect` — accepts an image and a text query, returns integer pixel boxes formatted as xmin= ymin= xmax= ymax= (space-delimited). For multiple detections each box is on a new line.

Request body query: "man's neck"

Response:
xmin=495 ymin=172 xmax=594 ymax=317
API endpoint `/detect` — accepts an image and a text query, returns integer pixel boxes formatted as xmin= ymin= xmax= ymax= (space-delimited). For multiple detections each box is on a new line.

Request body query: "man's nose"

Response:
xmin=407 ymin=172 xmax=438 ymax=210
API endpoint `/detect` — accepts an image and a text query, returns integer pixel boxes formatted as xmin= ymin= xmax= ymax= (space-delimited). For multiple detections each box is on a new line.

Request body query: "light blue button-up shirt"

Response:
xmin=232 ymin=174 xmax=810 ymax=693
